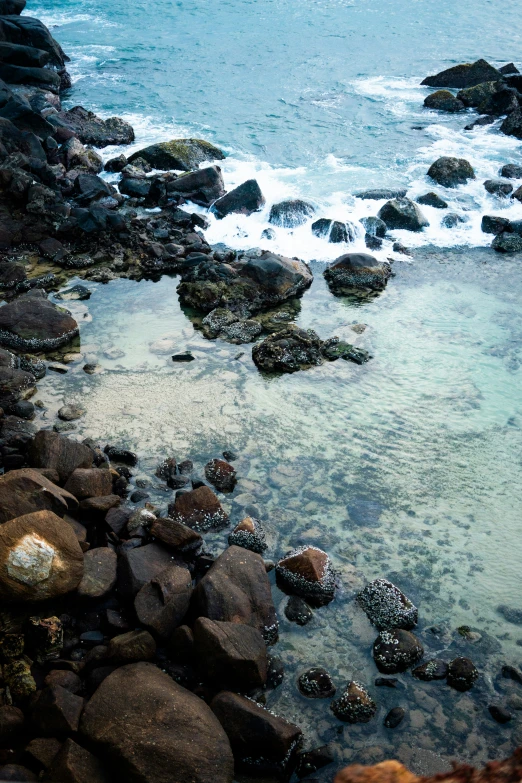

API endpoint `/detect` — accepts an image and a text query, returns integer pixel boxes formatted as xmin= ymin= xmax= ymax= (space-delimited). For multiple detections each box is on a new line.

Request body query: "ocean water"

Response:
xmin=29 ymin=0 xmax=522 ymax=259
xmin=21 ymin=0 xmax=522 ymax=774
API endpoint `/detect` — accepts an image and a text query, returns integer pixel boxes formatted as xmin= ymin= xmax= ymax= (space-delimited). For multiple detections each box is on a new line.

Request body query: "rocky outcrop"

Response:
xmin=421 ymin=59 xmax=502 ymax=88
xmin=129 ymin=138 xmax=225 ymax=171
xmin=0 ymin=509 xmax=84 ymax=601
xmin=424 ymin=90 xmax=465 ymax=112
xmin=324 ymin=253 xmax=391 ymax=293
xmin=80 ymin=663 xmax=234 ymax=783
xmin=427 ymin=157 xmax=475 ymax=188
xmin=50 ymin=106 xmax=134 ymax=146
xmin=0 ymin=292 xmax=79 ymax=351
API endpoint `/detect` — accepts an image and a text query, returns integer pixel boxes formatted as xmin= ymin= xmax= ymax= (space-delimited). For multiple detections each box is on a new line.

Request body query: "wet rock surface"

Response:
xmin=330 ymin=681 xmax=377 ymax=723
xmin=324 ymin=253 xmax=391 ymax=293
xmin=358 ymin=578 xmax=418 ymax=630
xmin=372 ymin=629 xmax=424 ymax=673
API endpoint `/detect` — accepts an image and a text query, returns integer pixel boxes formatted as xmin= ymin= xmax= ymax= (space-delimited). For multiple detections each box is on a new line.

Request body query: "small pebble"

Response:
xmin=172 ymin=352 xmax=195 ymax=362
xmin=488 ymin=705 xmax=512 ymax=724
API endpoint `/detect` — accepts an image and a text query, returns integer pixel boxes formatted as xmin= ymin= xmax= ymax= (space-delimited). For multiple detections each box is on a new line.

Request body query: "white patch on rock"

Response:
xmin=7 ymin=534 xmax=56 ymax=586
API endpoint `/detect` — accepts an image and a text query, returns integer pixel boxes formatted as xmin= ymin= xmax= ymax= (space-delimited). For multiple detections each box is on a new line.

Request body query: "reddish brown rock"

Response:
xmin=44 ymin=670 xmax=82 ymax=694
xmin=0 ymin=510 xmax=84 ymax=602
xmin=24 ymin=737 xmax=62 ymax=771
xmin=64 ymin=468 xmax=113 ymax=500
xmin=79 ymin=495 xmax=121 ymax=519
xmin=106 ymin=630 xmax=156 ymax=664
xmin=47 ymin=738 xmax=110 ymax=783
xmin=276 ymin=546 xmax=336 ymax=607
xmin=204 ymin=459 xmax=237 ymax=492
xmin=117 ymin=542 xmax=175 ymax=598
xmin=134 ymin=565 xmax=192 ymax=639
xmin=169 ymin=485 xmax=228 ymax=531
xmin=334 ymin=760 xmax=417 ymax=783
xmin=80 ymin=662 xmax=234 ymax=783
xmin=150 ymin=517 xmax=202 ymax=553
xmin=31 ymin=685 xmax=84 ymax=735
xmin=191 ymin=545 xmax=278 ymax=643
xmin=28 ymin=431 xmax=94 ymax=483
xmin=0 ymin=705 xmax=24 ymax=741
xmin=77 ymin=548 xmax=117 ymax=599
xmin=193 ymin=617 xmax=268 ymax=691
xmin=0 ymin=468 xmax=78 ymax=524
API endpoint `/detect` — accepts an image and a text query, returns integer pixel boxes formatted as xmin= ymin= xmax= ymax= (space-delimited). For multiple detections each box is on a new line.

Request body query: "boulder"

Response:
xmin=447 ymin=657 xmax=479 ymax=691
xmin=492 ymin=232 xmax=522 ymax=253
xmin=513 ymin=185 xmax=522 ymax=203
xmin=423 ymin=90 xmax=465 ymax=112
xmin=359 ymin=216 xmax=387 ymax=236
xmin=80 ymin=663 xmax=234 ymax=783
xmin=0 ymin=705 xmax=24 ymax=741
xmin=477 ymin=86 xmax=520 ymax=116
xmin=73 ymin=173 xmax=114 ymax=204
xmin=285 ymin=595 xmax=313 ymax=625
xmin=212 ymin=179 xmax=265 ymax=219
xmin=421 ymin=59 xmax=502 ymax=88
xmin=31 ymin=685 xmax=84 ymax=735
xmin=62 ymin=137 xmax=103 ymax=173
xmin=324 ymin=253 xmax=391 ymax=293
xmin=117 ymin=542 xmax=175 ymax=598
xmin=377 ymin=197 xmax=429 ymax=231
xmin=64 ymin=468 xmax=113 ymax=500
xmin=107 ymin=630 xmax=156 ymax=664
xmin=191 ymin=545 xmax=278 ymax=643
xmin=193 ymin=617 xmax=268 ymax=691
xmin=298 ymin=667 xmax=336 ymax=698
xmin=53 ymin=106 xmax=134 ymax=147
xmin=357 ymin=578 xmax=418 ymax=630
xmin=457 ymin=80 xmax=500 ymax=107
xmin=354 ymin=188 xmax=406 ymax=200
xmin=276 ymin=545 xmax=335 ymax=607
xmin=47 ymin=739 xmax=110 ymax=783
xmin=77 ymin=548 xmax=117 ymax=599
xmin=204 ymin=458 xmax=237 ymax=491
xmin=0 ymin=468 xmax=78 ymax=524
xmin=0 ymin=63 xmax=60 ymax=92
xmin=481 ymin=215 xmax=511 ymax=234
xmin=484 ymin=178 xmax=513 ymax=197
xmin=169 ymin=486 xmax=228 ymax=531
xmin=211 ymin=690 xmax=301 ymax=776
xmin=0 ymin=15 xmax=66 ymax=67
xmin=79 ymin=494 xmax=121 ymax=518
xmin=268 ymin=199 xmax=315 ymax=228
xmin=501 ymin=108 xmax=522 ymax=139
xmin=330 ymin=681 xmax=376 ymax=723
xmin=29 ymin=431 xmax=94 ymax=483
xmin=501 ymin=163 xmax=522 ymax=179
xmin=228 ymin=516 xmax=267 ymax=554
xmin=134 ymin=564 xmax=192 ymax=639
xmin=427 ymin=156 xmax=475 ymax=188
xmin=372 ymin=629 xmax=424 ymax=673
xmin=0 ymin=510 xmax=84 ymax=601
xmin=166 ymin=165 xmax=225 ymax=205
xmin=416 ymin=192 xmax=448 ymax=208
xmin=24 ymin=737 xmax=62 ymax=770
xmin=252 ymin=325 xmax=324 ymax=373
xmin=129 ymin=138 xmax=224 ymax=171
xmin=412 ymin=659 xmax=448 ymax=681
xmin=0 ymin=366 xmax=35 ymax=413
xmin=150 ymin=517 xmax=202 ymax=553
xmin=0 ymin=293 xmax=78 ymax=352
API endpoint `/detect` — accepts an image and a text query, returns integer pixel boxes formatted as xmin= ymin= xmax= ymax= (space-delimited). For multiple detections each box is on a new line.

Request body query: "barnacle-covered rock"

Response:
xmin=228 ymin=517 xmax=267 ymax=554
xmin=324 ymin=253 xmax=391 ymax=294
xmin=252 ymin=326 xmax=324 ymax=373
xmin=357 ymin=578 xmax=418 ymax=630
xmin=372 ymin=629 xmax=424 ymax=673
xmin=276 ymin=546 xmax=336 ymax=607
xmin=204 ymin=458 xmax=237 ymax=492
xmin=447 ymin=657 xmax=479 ymax=691
xmin=298 ymin=667 xmax=336 ymax=698
xmin=330 ymin=681 xmax=376 ymax=723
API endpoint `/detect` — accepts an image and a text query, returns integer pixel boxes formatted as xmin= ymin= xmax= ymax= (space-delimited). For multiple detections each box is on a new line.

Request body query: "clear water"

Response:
xmin=21 ymin=0 xmax=522 ymax=773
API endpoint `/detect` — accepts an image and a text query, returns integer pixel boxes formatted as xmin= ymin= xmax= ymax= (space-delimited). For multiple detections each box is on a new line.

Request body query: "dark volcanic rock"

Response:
xmin=211 ymin=690 xmax=301 ymax=776
xmin=446 ymin=657 xmax=479 ymax=691
xmin=424 ymin=90 xmax=465 ymax=112
xmin=298 ymin=667 xmax=336 ymax=698
xmin=457 ymin=81 xmax=500 ymax=108
xmin=501 ymin=108 xmax=522 ymax=140
xmin=324 ymin=253 xmax=391 ymax=293
xmin=117 ymin=542 xmax=175 ymax=598
xmin=0 ymin=468 xmax=77 ymax=523
xmin=80 ymin=663 xmax=234 ymax=783
xmin=481 ymin=215 xmax=511 ymax=234
xmin=378 ymin=197 xmax=429 ymax=231
xmin=484 ymin=179 xmax=513 ymax=197
xmin=285 ymin=595 xmax=313 ymax=625
xmin=359 ymin=216 xmax=387 ymax=237
xmin=421 ymin=59 xmax=502 ymax=88
xmin=501 ymin=164 xmax=522 ymax=179
xmin=29 ymin=431 xmax=93 ymax=483
xmin=191 ymin=545 xmax=278 ymax=643
xmin=0 ymin=293 xmax=78 ymax=351
xmin=167 ymin=165 xmax=225 ymax=206
xmin=276 ymin=545 xmax=336 ymax=607
xmin=204 ymin=458 xmax=237 ymax=491
xmin=384 ymin=707 xmax=405 ymax=729
xmin=269 ymin=199 xmax=315 ymax=228
xmin=228 ymin=516 xmax=267 ymax=554
xmin=169 ymin=486 xmax=228 ymax=531
xmin=417 ymin=192 xmax=448 ymax=209
xmin=134 ymin=564 xmax=192 ymax=639
xmin=427 ymin=157 xmax=475 ymax=188
xmin=193 ymin=617 xmax=268 ymax=691
xmin=330 ymin=681 xmax=376 ymax=723
xmin=212 ymin=179 xmax=265 ymax=219
xmin=53 ymin=106 xmax=134 ymax=147
xmin=412 ymin=659 xmax=448 ymax=681
xmin=252 ymin=326 xmax=324 ymax=374
xmin=357 ymin=578 xmax=418 ymax=630
xmin=372 ymin=629 xmax=424 ymax=673
xmin=129 ymin=138 xmax=225 ymax=171
xmin=492 ymin=232 xmax=522 ymax=253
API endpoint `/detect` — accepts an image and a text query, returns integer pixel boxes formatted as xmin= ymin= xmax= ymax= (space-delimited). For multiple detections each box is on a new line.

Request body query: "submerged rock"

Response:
xmin=212 ymin=179 xmax=265 ymax=219
xmin=269 ymin=199 xmax=315 ymax=228
xmin=354 ymin=188 xmax=407 ymax=200
xmin=252 ymin=326 xmax=324 ymax=373
xmin=378 ymin=198 xmax=429 ymax=231
xmin=204 ymin=458 xmax=237 ymax=492
xmin=427 ymin=156 xmax=475 ymax=188
xmin=412 ymin=659 xmax=448 ymax=681
xmin=285 ymin=595 xmax=313 ymax=625
xmin=298 ymin=667 xmax=336 ymax=698
xmin=359 ymin=216 xmax=387 ymax=237
xmin=372 ymin=629 xmax=424 ymax=673
xmin=423 ymin=90 xmax=465 ymax=112
xmin=228 ymin=516 xmax=267 ymax=554
xmin=421 ymin=59 xmax=502 ymax=88
xmin=129 ymin=138 xmax=225 ymax=171
xmin=0 ymin=292 xmax=78 ymax=351
xmin=442 ymin=212 xmax=467 ymax=228
xmin=169 ymin=486 xmax=229 ymax=531
xmin=384 ymin=707 xmax=405 ymax=728
xmin=321 ymin=338 xmax=371 ymax=364
xmin=357 ymin=578 xmax=418 ymax=630
xmin=330 ymin=681 xmax=376 ymax=723
xmin=446 ymin=657 xmax=479 ymax=691
xmin=276 ymin=545 xmax=336 ymax=607
xmin=324 ymin=253 xmax=391 ymax=293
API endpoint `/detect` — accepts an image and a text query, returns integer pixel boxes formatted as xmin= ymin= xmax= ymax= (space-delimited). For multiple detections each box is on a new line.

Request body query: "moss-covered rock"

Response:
xmin=129 ymin=138 xmax=225 ymax=172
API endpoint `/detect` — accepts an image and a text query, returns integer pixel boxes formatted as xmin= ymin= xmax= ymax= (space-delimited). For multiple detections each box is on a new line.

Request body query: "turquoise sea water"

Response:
xmin=21 ymin=0 xmax=522 ymax=774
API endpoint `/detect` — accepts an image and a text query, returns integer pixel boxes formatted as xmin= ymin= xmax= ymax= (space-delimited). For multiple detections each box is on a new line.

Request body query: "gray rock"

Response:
xmin=427 ymin=156 xmax=475 ymax=188
xmin=357 ymin=578 xmax=418 ymax=630
xmin=378 ymin=198 xmax=429 ymax=231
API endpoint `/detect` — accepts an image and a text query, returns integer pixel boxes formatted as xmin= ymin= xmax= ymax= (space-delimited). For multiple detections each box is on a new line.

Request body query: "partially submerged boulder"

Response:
xmin=129 ymin=138 xmax=225 ymax=171
xmin=377 ymin=197 xmax=429 ymax=231
xmin=421 ymin=59 xmax=502 ymax=88
xmin=269 ymin=199 xmax=315 ymax=228
xmin=324 ymin=253 xmax=391 ymax=293
xmin=276 ymin=546 xmax=336 ymax=607
xmin=427 ymin=157 xmax=475 ymax=188
xmin=166 ymin=165 xmax=225 ymax=206
xmin=0 ymin=510 xmax=84 ymax=602
xmin=330 ymin=681 xmax=376 ymax=723
xmin=212 ymin=179 xmax=265 ymax=219
xmin=0 ymin=292 xmax=79 ymax=351
xmin=357 ymin=578 xmax=418 ymax=630
xmin=80 ymin=663 xmax=234 ymax=783
xmin=372 ymin=629 xmax=424 ymax=673
xmin=228 ymin=516 xmax=267 ymax=554
xmin=423 ymin=90 xmax=465 ymax=112
xmin=252 ymin=326 xmax=324 ymax=374
xmin=169 ymin=486 xmax=228 ymax=532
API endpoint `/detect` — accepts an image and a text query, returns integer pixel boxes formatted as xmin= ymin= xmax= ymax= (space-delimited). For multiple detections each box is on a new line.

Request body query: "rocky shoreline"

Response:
xmin=0 ymin=4 xmax=521 ymax=783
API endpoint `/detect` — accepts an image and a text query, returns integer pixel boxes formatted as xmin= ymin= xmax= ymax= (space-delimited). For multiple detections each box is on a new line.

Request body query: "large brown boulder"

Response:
xmin=193 ymin=617 xmax=268 ymax=691
xmin=150 ymin=517 xmax=202 ymax=554
xmin=211 ymin=691 xmax=302 ymax=776
xmin=47 ymin=738 xmax=110 ymax=783
xmin=80 ymin=662 xmax=234 ymax=783
xmin=0 ymin=468 xmax=78 ymax=524
xmin=169 ymin=486 xmax=228 ymax=532
xmin=117 ymin=542 xmax=176 ymax=598
xmin=0 ymin=292 xmax=79 ymax=351
xmin=28 ymin=431 xmax=94 ymax=483
xmin=77 ymin=548 xmax=117 ymax=599
xmin=64 ymin=468 xmax=113 ymax=500
xmin=191 ymin=545 xmax=278 ymax=643
xmin=134 ymin=565 xmax=192 ymax=639
xmin=0 ymin=510 xmax=84 ymax=602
